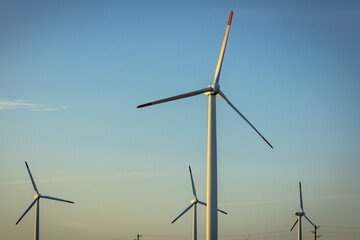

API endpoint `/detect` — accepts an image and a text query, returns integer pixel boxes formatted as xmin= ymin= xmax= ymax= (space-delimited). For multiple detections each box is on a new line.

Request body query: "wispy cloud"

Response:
xmin=0 ymin=171 xmax=182 ymax=195
xmin=0 ymin=99 xmax=67 ymax=111
xmin=29 ymin=171 xmax=182 ymax=184
xmin=312 ymin=194 xmax=360 ymax=201
xmin=0 ymin=171 xmax=182 ymax=187
xmin=56 ymin=221 xmax=87 ymax=229
xmin=220 ymin=200 xmax=281 ymax=206
xmin=219 ymin=194 xmax=360 ymax=207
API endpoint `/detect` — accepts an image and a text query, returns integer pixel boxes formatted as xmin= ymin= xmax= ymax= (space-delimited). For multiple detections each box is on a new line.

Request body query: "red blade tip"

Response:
xmin=25 ymin=161 xmax=29 ymax=168
xmin=137 ymin=102 xmax=153 ymax=108
xmin=262 ymin=137 xmax=273 ymax=149
xmin=189 ymin=166 xmax=191 ymax=172
xmin=227 ymin=10 xmax=233 ymax=25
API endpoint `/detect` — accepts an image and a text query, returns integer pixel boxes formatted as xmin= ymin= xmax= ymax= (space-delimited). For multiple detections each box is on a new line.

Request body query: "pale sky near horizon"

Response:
xmin=1 ymin=0 xmax=360 ymax=240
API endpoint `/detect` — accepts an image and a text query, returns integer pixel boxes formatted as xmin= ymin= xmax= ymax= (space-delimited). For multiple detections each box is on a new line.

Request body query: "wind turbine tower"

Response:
xmin=171 ymin=166 xmax=227 ymax=240
xmin=137 ymin=11 xmax=273 ymax=240
xmin=290 ymin=182 xmax=316 ymax=240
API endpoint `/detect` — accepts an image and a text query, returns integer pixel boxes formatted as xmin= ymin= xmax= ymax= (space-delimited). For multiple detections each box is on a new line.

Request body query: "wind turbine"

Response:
xmin=290 ymin=182 xmax=316 ymax=240
xmin=171 ymin=166 xmax=227 ymax=240
xmin=137 ymin=10 xmax=273 ymax=240
xmin=16 ymin=161 xmax=74 ymax=240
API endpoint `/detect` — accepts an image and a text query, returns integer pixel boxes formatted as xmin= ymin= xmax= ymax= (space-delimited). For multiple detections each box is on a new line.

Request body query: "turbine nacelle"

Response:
xmin=294 ymin=212 xmax=304 ymax=216
xmin=204 ymin=83 xmax=220 ymax=96
xmin=191 ymin=199 xmax=197 ymax=204
xmin=34 ymin=194 xmax=40 ymax=199
xmin=211 ymin=83 xmax=220 ymax=94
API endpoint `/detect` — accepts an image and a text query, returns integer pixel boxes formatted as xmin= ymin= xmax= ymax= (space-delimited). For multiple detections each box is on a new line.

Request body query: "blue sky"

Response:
xmin=1 ymin=1 xmax=360 ymax=240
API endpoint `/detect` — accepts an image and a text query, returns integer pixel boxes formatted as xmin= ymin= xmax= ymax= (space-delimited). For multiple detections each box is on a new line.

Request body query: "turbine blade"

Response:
xmin=304 ymin=215 xmax=315 ymax=227
xmin=217 ymin=209 xmax=228 ymax=215
xmin=25 ymin=161 xmax=39 ymax=194
xmin=171 ymin=202 xmax=195 ymax=224
xmin=41 ymin=195 xmax=74 ymax=204
xmin=189 ymin=166 xmax=197 ymax=199
xmin=16 ymin=197 xmax=38 ymax=225
xmin=214 ymin=10 xmax=233 ymax=85
xmin=290 ymin=219 xmax=298 ymax=231
xmin=197 ymin=201 xmax=227 ymax=214
xmin=137 ymin=87 xmax=212 ymax=108
xmin=218 ymin=90 xmax=273 ymax=148
xmin=299 ymin=182 xmax=303 ymax=211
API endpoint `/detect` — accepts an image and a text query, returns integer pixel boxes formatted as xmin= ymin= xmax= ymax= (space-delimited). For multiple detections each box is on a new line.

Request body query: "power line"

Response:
xmin=123 ymin=227 xmax=360 ymax=240
xmin=322 ymin=231 xmax=360 ymax=235
xmin=143 ymin=231 xmax=293 ymax=240
xmin=322 ymin=225 xmax=360 ymax=229
xmin=320 ymin=235 xmax=360 ymax=239
xmin=220 ymin=230 xmax=290 ymax=237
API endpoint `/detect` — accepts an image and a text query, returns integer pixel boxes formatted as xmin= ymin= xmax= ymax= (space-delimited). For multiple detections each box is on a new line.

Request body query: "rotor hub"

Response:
xmin=294 ymin=212 xmax=304 ymax=216
xmin=205 ymin=83 xmax=220 ymax=95
xmin=212 ymin=83 xmax=220 ymax=94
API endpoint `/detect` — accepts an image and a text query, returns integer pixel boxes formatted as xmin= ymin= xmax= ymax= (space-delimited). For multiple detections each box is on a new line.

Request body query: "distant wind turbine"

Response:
xmin=16 ymin=161 xmax=74 ymax=240
xmin=137 ymin=10 xmax=273 ymax=240
xmin=290 ymin=182 xmax=316 ymax=240
xmin=171 ymin=166 xmax=227 ymax=240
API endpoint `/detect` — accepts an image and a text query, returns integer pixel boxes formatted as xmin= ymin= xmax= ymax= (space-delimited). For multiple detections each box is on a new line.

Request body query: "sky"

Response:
xmin=1 ymin=0 xmax=360 ymax=240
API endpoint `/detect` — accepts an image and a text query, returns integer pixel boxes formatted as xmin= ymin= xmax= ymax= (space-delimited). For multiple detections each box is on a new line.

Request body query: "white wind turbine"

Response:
xmin=171 ymin=166 xmax=227 ymax=240
xmin=16 ymin=161 xmax=74 ymax=240
xmin=137 ymin=11 xmax=273 ymax=240
xmin=290 ymin=182 xmax=316 ymax=240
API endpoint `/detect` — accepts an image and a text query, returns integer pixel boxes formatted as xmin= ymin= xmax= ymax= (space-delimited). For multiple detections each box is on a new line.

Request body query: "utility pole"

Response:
xmin=134 ymin=234 xmax=142 ymax=240
xmin=311 ymin=225 xmax=321 ymax=240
